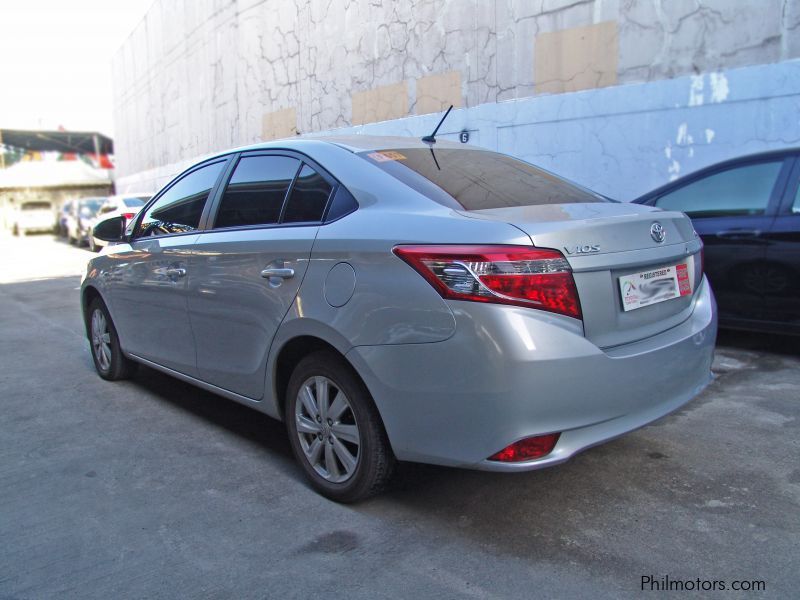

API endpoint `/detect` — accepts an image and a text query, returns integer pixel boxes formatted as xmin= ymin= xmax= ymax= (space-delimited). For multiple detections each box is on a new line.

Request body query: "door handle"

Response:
xmin=261 ymin=267 xmax=295 ymax=279
xmin=716 ymin=229 xmax=761 ymax=239
xmin=165 ymin=267 xmax=187 ymax=278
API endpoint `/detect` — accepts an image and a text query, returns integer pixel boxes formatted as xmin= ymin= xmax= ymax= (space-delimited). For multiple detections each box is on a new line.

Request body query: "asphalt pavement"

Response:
xmin=1 ymin=234 xmax=798 ymax=598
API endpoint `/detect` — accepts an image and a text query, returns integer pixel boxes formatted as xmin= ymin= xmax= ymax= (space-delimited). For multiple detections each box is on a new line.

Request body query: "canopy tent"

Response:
xmin=0 ymin=128 xmax=113 ymax=155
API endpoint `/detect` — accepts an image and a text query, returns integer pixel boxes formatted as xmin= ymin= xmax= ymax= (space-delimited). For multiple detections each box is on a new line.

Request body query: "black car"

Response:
xmin=634 ymin=148 xmax=800 ymax=336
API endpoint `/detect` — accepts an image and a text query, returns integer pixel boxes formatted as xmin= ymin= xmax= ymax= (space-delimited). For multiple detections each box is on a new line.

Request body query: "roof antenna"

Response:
xmin=421 ymin=105 xmax=453 ymax=144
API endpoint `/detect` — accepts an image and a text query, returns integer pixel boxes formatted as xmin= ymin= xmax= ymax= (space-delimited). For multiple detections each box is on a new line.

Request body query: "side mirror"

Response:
xmin=93 ymin=216 xmax=126 ymax=243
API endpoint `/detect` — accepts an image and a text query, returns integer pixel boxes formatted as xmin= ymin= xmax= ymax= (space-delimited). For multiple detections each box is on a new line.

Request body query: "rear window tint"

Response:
xmin=360 ymin=148 xmax=604 ymax=210
xmin=215 ymin=155 xmax=300 ymax=228
xmin=282 ymin=164 xmax=332 ymax=223
xmin=325 ymin=185 xmax=358 ymax=222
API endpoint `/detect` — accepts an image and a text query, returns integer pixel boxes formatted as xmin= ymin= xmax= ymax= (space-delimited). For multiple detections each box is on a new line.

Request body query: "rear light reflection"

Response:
xmin=699 ymin=243 xmax=705 ymax=278
xmin=393 ymin=245 xmax=582 ymax=319
xmin=489 ymin=433 xmax=561 ymax=462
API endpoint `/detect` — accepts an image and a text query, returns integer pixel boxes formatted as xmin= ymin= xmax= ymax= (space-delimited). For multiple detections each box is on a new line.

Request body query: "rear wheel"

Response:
xmin=88 ymin=236 xmax=98 ymax=252
xmin=285 ymin=350 xmax=395 ymax=503
xmin=88 ymin=298 xmax=137 ymax=380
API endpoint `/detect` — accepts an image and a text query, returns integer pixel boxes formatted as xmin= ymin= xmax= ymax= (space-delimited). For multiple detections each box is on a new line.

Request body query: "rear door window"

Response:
xmin=360 ymin=148 xmax=604 ymax=210
xmin=655 ymin=161 xmax=783 ymax=217
xmin=282 ymin=164 xmax=333 ymax=223
xmin=215 ymin=155 xmax=301 ymax=228
xmin=21 ymin=202 xmax=51 ymax=210
xmin=136 ymin=161 xmax=225 ymax=238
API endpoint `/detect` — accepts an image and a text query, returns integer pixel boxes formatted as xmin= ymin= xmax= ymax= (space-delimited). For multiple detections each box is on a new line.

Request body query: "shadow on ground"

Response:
xmin=129 ymin=364 xmax=296 ymax=469
xmin=716 ymin=328 xmax=799 ymax=356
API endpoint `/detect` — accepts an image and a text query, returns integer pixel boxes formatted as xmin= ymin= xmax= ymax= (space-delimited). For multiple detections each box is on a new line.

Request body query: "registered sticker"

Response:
xmin=619 ymin=263 xmax=692 ymax=312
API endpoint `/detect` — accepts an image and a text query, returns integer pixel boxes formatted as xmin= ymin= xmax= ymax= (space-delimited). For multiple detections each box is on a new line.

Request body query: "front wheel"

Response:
xmin=285 ymin=351 xmax=395 ymax=503
xmin=88 ymin=298 xmax=137 ymax=380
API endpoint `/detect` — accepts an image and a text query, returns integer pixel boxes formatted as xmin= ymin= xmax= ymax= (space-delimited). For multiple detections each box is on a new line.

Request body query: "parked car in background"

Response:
xmin=87 ymin=194 xmax=151 ymax=251
xmin=58 ymin=199 xmax=75 ymax=237
xmin=84 ymin=136 xmax=716 ymax=502
xmin=635 ymin=148 xmax=800 ymax=335
xmin=12 ymin=201 xmax=54 ymax=236
xmin=66 ymin=197 xmax=105 ymax=246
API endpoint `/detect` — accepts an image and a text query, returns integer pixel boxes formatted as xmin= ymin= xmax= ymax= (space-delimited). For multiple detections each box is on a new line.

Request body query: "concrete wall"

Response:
xmin=113 ymin=0 xmax=800 ymax=199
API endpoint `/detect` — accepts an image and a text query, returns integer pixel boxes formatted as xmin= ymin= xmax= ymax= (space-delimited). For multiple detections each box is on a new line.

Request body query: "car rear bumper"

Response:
xmin=17 ymin=223 xmax=54 ymax=233
xmin=347 ymin=277 xmax=717 ymax=470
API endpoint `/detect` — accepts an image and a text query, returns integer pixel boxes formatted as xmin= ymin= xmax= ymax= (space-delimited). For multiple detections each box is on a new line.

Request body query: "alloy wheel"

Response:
xmin=294 ymin=376 xmax=361 ymax=483
xmin=91 ymin=308 xmax=112 ymax=372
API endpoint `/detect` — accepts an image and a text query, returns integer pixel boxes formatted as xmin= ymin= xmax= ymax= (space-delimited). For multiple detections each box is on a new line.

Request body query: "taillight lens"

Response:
xmin=393 ymin=245 xmax=582 ymax=319
xmin=122 ymin=212 xmax=135 ymax=221
xmin=489 ymin=433 xmax=561 ymax=462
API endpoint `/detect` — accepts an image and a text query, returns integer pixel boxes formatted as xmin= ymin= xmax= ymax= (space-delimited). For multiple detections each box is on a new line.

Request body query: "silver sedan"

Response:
xmin=83 ymin=136 xmax=716 ymax=502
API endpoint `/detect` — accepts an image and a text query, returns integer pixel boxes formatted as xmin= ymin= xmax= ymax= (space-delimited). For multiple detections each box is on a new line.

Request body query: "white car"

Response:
xmin=13 ymin=201 xmax=54 ymax=236
xmin=88 ymin=194 xmax=151 ymax=251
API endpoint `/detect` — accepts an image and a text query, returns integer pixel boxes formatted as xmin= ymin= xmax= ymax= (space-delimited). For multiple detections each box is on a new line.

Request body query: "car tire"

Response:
xmin=87 ymin=298 xmax=137 ymax=381
xmin=12 ymin=224 xmax=20 ymax=236
xmin=88 ymin=236 xmax=98 ymax=252
xmin=285 ymin=350 xmax=395 ymax=503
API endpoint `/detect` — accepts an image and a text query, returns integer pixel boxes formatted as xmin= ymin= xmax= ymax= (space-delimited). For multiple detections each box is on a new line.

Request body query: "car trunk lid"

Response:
xmin=459 ymin=203 xmax=703 ymax=348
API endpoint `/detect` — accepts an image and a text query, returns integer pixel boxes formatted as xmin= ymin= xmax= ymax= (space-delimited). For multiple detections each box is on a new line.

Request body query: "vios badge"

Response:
xmin=564 ymin=244 xmax=600 ymax=255
xmin=650 ymin=221 xmax=666 ymax=243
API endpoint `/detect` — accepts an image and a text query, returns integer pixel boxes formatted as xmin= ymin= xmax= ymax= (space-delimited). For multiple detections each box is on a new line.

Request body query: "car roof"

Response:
xmin=110 ymin=193 xmax=151 ymax=199
xmin=635 ymin=146 xmax=800 ymax=202
xmin=212 ymin=134 xmax=476 ymax=159
xmin=307 ymin=135 xmax=470 ymax=152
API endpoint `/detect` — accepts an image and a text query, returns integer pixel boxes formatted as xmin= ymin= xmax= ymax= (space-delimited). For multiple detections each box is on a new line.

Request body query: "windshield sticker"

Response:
xmin=367 ymin=151 xmax=406 ymax=162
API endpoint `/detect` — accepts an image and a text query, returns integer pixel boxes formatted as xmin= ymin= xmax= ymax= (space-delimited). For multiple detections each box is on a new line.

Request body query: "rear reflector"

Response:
xmin=489 ymin=433 xmax=560 ymax=462
xmin=393 ymin=245 xmax=582 ymax=319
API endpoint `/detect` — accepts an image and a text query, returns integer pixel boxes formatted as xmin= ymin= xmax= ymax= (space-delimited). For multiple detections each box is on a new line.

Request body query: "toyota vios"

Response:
xmin=84 ymin=136 xmax=717 ymax=502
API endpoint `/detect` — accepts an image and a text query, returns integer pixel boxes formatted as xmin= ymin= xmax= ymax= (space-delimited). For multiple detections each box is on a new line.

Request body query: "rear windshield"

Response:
xmin=123 ymin=197 xmax=147 ymax=207
xmin=80 ymin=199 xmax=104 ymax=211
xmin=359 ymin=148 xmax=604 ymax=210
xmin=21 ymin=202 xmax=51 ymax=210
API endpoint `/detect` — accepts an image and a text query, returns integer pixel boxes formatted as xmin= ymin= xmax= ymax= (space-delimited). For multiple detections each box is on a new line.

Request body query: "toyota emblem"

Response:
xmin=650 ymin=222 xmax=666 ymax=243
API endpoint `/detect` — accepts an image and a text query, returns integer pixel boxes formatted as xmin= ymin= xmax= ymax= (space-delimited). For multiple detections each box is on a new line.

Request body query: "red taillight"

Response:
xmin=122 ymin=212 xmax=135 ymax=221
xmin=489 ymin=433 xmax=560 ymax=462
xmin=393 ymin=245 xmax=582 ymax=319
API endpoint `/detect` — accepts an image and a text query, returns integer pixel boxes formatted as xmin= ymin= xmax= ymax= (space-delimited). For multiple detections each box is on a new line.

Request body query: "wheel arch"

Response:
xmin=81 ymin=284 xmax=104 ymax=337
xmin=267 ymin=320 xmax=373 ymax=424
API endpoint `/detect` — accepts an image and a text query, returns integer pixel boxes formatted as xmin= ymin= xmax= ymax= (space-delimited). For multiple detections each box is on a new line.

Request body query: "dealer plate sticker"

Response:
xmin=619 ymin=263 xmax=692 ymax=312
